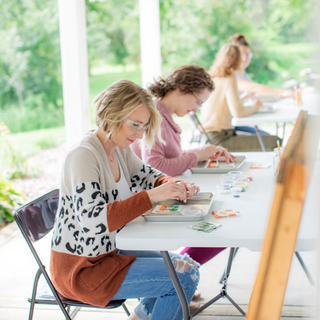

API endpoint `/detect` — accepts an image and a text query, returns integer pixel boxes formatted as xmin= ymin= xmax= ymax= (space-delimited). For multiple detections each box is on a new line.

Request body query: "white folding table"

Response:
xmin=116 ymin=152 xmax=318 ymax=319
xmin=231 ymin=93 xmax=320 ymax=151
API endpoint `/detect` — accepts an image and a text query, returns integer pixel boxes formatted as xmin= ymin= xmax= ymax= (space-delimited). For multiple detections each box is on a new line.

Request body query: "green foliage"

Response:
xmin=0 ymin=0 xmax=317 ymax=135
xmin=0 ymin=175 xmax=26 ymax=225
xmin=86 ymin=1 xmax=140 ymax=67
xmin=3 ymin=144 xmax=40 ymax=179
xmin=159 ymin=0 xmax=317 ymax=87
xmin=0 ymin=0 xmax=62 ymax=110
xmin=1 ymin=103 xmax=64 ymax=134
xmin=0 ymin=124 xmax=41 ymax=179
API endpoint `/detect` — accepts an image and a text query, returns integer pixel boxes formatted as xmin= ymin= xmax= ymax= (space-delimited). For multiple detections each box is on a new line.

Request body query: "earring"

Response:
xmin=107 ymin=132 xmax=112 ymax=139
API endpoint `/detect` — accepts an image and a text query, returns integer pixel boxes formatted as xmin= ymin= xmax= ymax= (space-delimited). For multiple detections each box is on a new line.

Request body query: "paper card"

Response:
xmin=151 ymin=205 xmax=190 ymax=214
xmin=188 ymin=221 xmax=222 ymax=233
xmin=206 ymin=161 xmax=220 ymax=168
xmin=250 ymin=163 xmax=271 ymax=169
xmin=212 ymin=209 xmax=240 ymax=219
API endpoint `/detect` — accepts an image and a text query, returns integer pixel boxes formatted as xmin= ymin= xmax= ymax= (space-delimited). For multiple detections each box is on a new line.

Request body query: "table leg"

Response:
xmin=254 ymin=126 xmax=267 ymax=151
xmin=193 ymin=248 xmax=246 ymax=318
xmin=161 ymin=251 xmax=191 ymax=320
xmin=295 ymin=251 xmax=315 ymax=285
xmin=161 ymin=249 xmax=246 ymax=319
xmin=219 ymin=247 xmax=239 ymax=284
xmin=282 ymin=123 xmax=287 ymax=143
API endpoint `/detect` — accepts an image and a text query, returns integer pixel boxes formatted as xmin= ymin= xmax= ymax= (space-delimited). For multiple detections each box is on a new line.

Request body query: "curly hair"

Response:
xmin=208 ymin=44 xmax=241 ymax=78
xmin=94 ymin=80 xmax=164 ymax=150
xmin=148 ymin=65 xmax=215 ymax=99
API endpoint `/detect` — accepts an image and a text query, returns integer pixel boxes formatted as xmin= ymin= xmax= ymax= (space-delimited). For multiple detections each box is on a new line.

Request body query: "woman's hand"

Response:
xmin=280 ymin=89 xmax=295 ymax=99
xmin=177 ymin=181 xmax=200 ymax=199
xmin=255 ymin=99 xmax=263 ymax=109
xmin=146 ymin=181 xmax=200 ymax=204
xmin=195 ymin=144 xmax=235 ymax=163
xmin=240 ymin=91 xmax=256 ymax=102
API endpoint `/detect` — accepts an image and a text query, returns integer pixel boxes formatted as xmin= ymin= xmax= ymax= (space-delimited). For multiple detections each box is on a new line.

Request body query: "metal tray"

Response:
xmin=142 ymin=192 xmax=214 ymax=222
xmin=190 ymin=155 xmax=247 ymax=174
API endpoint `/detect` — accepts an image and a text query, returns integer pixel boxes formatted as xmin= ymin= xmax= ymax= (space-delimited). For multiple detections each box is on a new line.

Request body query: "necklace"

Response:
xmin=109 ymin=153 xmax=116 ymax=163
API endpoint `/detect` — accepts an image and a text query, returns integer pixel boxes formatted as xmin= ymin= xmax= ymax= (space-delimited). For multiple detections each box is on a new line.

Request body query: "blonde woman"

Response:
xmin=50 ymin=80 xmax=200 ymax=320
xmin=231 ymin=33 xmax=294 ymax=99
xmin=201 ymin=44 xmax=280 ymax=151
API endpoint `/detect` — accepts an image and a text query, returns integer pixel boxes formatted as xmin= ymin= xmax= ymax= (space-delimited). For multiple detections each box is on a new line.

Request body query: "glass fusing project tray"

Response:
xmin=142 ymin=192 xmax=214 ymax=222
xmin=190 ymin=155 xmax=247 ymax=173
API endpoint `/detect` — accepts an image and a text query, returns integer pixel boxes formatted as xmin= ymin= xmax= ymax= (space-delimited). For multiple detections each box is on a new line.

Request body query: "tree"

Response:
xmin=0 ymin=0 xmax=62 ymax=109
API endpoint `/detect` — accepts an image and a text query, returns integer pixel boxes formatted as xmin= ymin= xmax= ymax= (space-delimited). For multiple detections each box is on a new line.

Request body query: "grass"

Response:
xmin=0 ymin=127 xmax=66 ymax=170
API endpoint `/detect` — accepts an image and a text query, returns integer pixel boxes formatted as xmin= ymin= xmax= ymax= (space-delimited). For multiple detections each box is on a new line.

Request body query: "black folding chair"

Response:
xmin=188 ymin=112 xmax=212 ymax=146
xmin=14 ymin=189 xmax=130 ymax=320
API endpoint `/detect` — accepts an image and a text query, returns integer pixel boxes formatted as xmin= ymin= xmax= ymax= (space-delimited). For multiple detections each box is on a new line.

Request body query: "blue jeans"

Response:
xmin=235 ymin=126 xmax=269 ymax=135
xmin=113 ymin=250 xmax=200 ymax=320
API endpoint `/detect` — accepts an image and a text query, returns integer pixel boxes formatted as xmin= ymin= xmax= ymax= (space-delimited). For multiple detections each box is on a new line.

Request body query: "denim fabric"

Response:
xmin=235 ymin=126 xmax=269 ymax=135
xmin=112 ymin=250 xmax=200 ymax=320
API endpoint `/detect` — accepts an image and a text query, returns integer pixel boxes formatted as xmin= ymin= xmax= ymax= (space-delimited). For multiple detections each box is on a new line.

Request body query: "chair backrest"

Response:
xmin=188 ymin=112 xmax=212 ymax=144
xmin=14 ymin=189 xmax=59 ymax=242
xmin=247 ymin=111 xmax=320 ymax=319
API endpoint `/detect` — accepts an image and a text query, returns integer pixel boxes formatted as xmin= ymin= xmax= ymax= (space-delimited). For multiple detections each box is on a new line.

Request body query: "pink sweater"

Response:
xmin=131 ymin=100 xmax=198 ymax=176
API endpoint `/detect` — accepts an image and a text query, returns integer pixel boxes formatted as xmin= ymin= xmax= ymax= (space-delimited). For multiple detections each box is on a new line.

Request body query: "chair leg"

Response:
xmin=122 ymin=303 xmax=130 ymax=316
xmin=29 ymin=268 xmax=42 ymax=320
xmin=69 ymin=306 xmax=81 ymax=319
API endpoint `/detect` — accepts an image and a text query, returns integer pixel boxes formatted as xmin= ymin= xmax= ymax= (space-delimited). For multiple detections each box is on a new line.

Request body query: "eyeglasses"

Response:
xmin=191 ymin=92 xmax=203 ymax=110
xmin=241 ymin=52 xmax=253 ymax=60
xmin=125 ymin=118 xmax=149 ymax=132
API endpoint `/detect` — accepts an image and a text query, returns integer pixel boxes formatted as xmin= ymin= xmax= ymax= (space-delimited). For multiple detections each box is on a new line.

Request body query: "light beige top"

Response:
xmin=50 ymin=131 xmax=177 ymax=307
xmin=201 ymin=73 xmax=260 ymax=132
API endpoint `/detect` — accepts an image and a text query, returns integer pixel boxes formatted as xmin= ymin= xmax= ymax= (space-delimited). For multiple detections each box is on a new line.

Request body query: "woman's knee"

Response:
xmin=172 ymin=254 xmax=200 ymax=287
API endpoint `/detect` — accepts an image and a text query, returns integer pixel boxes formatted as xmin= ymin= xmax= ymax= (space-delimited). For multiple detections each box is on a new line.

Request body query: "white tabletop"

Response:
xmin=231 ymin=92 xmax=320 ymax=127
xmin=117 ymin=152 xmax=318 ymax=252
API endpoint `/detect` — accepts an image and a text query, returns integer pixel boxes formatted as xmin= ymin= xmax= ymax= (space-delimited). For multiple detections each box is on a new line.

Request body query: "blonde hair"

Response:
xmin=230 ymin=33 xmax=250 ymax=47
xmin=208 ymin=44 xmax=241 ymax=78
xmin=94 ymin=80 xmax=164 ymax=150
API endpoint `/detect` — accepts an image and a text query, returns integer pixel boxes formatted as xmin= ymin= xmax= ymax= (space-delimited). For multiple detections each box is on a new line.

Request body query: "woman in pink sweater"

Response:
xmin=131 ymin=65 xmax=233 ymax=176
xmin=131 ymin=65 xmax=230 ymax=273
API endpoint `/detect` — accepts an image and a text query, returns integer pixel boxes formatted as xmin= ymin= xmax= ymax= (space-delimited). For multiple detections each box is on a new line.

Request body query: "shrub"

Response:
xmin=0 ymin=175 xmax=26 ymax=225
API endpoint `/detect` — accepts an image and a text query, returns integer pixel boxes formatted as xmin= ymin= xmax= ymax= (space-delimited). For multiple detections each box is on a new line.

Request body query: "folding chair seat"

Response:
xmin=14 ymin=189 xmax=130 ymax=320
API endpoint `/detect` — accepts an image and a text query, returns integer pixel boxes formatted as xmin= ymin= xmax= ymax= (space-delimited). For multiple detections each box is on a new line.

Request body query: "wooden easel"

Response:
xmin=247 ymin=110 xmax=320 ymax=320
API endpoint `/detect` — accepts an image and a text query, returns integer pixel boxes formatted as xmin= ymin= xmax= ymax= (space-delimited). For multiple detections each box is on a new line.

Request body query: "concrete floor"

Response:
xmin=0 ymin=221 xmax=318 ymax=320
